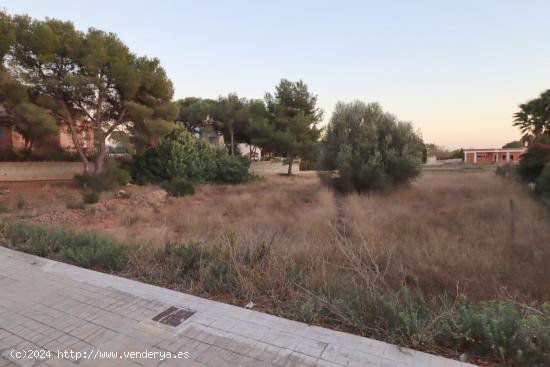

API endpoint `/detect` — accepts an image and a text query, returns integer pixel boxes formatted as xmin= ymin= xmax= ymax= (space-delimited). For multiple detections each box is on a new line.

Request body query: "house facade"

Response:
xmin=463 ymin=148 xmax=526 ymax=164
xmin=237 ymin=143 xmax=261 ymax=161
xmin=0 ymin=106 xmax=94 ymax=155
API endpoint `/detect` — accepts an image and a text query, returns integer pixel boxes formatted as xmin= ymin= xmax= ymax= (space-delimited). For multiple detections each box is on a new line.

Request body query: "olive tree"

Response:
xmin=319 ymin=101 xmax=424 ymax=192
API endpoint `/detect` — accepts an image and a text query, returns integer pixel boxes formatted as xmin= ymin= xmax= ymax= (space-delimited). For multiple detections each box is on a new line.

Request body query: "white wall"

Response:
xmin=0 ymin=162 xmax=83 ymax=181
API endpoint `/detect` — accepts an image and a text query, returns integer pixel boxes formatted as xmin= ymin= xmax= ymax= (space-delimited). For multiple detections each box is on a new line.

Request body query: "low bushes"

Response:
xmin=516 ymin=136 xmax=550 ymax=203
xmin=436 ymin=301 xmax=550 ymax=365
xmin=72 ymin=128 xmax=250 ymax=196
xmin=153 ymin=242 xmax=216 ymax=285
xmin=304 ymin=285 xmax=550 ymax=365
xmin=211 ymin=152 xmax=251 ymax=184
xmin=535 ymin=163 xmax=550 ymax=199
xmin=115 ymin=168 xmax=131 ymax=186
xmin=16 ymin=195 xmax=25 ymax=210
xmin=161 ymin=177 xmax=195 ymax=197
xmin=74 ymin=162 xmax=132 ymax=192
xmin=517 ymin=135 xmax=550 ymax=183
xmin=132 ymin=127 xmax=251 ymax=187
xmin=0 ymin=220 xmax=128 ymax=271
xmin=82 ymin=191 xmax=99 ymax=204
xmin=145 ymin=233 xmax=270 ymax=295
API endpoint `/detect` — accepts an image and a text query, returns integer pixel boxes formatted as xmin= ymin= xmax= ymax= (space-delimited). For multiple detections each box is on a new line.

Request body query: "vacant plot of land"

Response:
xmin=2 ymin=170 xmax=548 ymax=302
xmin=1 ymin=170 xmax=549 ymax=365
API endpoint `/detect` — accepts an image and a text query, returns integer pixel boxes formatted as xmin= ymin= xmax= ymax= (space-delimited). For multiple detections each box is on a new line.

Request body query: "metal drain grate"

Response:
xmin=152 ymin=306 xmax=195 ymax=326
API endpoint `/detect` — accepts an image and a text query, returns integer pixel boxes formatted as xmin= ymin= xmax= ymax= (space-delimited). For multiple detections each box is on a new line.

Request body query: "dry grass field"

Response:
xmin=1 ymin=169 xmax=550 ymax=364
xmin=1 ymin=170 xmax=549 ymax=302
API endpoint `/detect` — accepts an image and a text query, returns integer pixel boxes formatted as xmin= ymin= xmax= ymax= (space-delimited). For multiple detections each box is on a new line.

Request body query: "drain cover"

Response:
xmin=152 ymin=306 xmax=195 ymax=326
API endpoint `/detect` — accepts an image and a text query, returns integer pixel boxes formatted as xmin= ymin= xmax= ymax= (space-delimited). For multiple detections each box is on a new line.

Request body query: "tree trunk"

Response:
xmin=63 ymin=108 xmax=91 ymax=175
xmin=287 ymin=156 xmax=294 ymax=175
xmin=230 ymin=129 xmax=235 ymax=155
xmin=93 ymin=128 xmax=107 ymax=175
xmin=24 ymin=138 xmax=31 ymax=153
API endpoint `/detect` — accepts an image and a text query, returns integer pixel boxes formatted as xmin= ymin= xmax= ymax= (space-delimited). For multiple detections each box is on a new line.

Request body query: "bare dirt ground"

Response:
xmin=1 ymin=169 xmax=549 ymax=303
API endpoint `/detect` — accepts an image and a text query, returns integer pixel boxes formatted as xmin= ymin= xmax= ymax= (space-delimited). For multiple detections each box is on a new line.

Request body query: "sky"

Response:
xmin=2 ymin=0 xmax=550 ymax=149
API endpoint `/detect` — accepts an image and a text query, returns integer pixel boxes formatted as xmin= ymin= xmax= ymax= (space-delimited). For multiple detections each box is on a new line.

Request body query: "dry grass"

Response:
xmin=150 ymin=170 xmax=550 ymax=303
xmin=3 ymin=170 xmax=548 ymax=303
xmin=339 ymin=171 xmax=550 ymax=301
xmin=3 ymin=170 xmax=550 ymax=364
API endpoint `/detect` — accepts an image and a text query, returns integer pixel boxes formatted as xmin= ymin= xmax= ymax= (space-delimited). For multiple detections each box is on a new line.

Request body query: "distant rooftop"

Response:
xmin=463 ymin=147 xmax=526 ymax=151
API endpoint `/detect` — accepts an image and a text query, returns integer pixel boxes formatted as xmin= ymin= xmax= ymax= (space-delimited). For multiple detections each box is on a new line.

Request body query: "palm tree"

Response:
xmin=513 ymin=90 xmax=550 ymax=145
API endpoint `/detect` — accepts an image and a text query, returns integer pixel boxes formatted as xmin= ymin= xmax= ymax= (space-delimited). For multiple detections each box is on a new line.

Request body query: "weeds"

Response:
xmin=16 ymin=195 xmax=25 ymax=210
xmin=1 ymin=219 xmax=549 ymax=365
xmin=122 ymin=215 xmax=140 ymax=226
xmin=1 ymin=171 xmax=550 ymax=365
xmin=0 ymin=220 xmax=128 ymax=271
xmin=74 ymin=162 xmax=131 ymax=192
xmin=144 ymin=231 xmax=550 ymax=365
xmin=66 ymin=200 xmax=85 ymax=210
xmin=83 ymin=191 xmax=100 ymax=204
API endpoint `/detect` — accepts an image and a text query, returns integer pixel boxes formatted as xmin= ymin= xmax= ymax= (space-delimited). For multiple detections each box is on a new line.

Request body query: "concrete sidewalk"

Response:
xmin=0 ymin=247 xmax=475 ymax=367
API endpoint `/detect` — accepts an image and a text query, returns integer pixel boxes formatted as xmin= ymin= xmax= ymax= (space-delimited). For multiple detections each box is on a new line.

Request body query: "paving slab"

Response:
xmin=0 ymin=246 xmax=477 ymax=367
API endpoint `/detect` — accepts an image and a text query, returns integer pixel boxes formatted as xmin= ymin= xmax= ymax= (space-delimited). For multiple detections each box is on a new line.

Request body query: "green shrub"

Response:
xmin=436 ymin=302 xmax=550 ymax=365
xmin=132 ymin=127 xmax=250 ymax=185
xmin=318 ymin=101 xmax=424 ymax=192
xmin=161 ymin=177 xmax=195 ymax=197
xmin=116 ymin=168 xmax=131 ymax=186
xmin=59 ymin=242 xmax=128 ymax=271
xmin=150 ymin=233 xmax=268 ymax=294
xmin=201 ymin=259 xmax=233 ymax=293
xmin=74 ymin=162 xmax=130 ymax=192
xmin=154 ymin=242 xmax=214 ymax=283
xmin=173 ymin=244 xmax=232 ymax=293
xmin=211 ymin=151 xmax=251 ymax=184
xmin=296 ymin=283 xmax=550 ymax=365
xmin=132 ymin=127 xmax=207 ymax=184
xmin=0 ymin=203 xmax=8 ymax=213
xmin=74 ymin=172 xmax=116 ymax=192
xmin=82 ymin=191 xmax=100 ymax=204
xmin=299 ymin=159 xmax=317 ymax=171
xmin=535 ymin=163 xmax=550 ymax=199
xmin=16 ymin=195 xmax=25 ymax=210
xmin=66 ymin=200 xmax=85 ymax=210
xmin=0 ymin=220 xmax=128 ymax=271
xmin=517 ymin=135 xmax=550 ymax=182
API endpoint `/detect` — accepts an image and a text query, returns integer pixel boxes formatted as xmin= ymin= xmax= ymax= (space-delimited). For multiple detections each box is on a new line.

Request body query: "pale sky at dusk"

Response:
xmin=3 ymin=0 xmax=550 ymax=149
